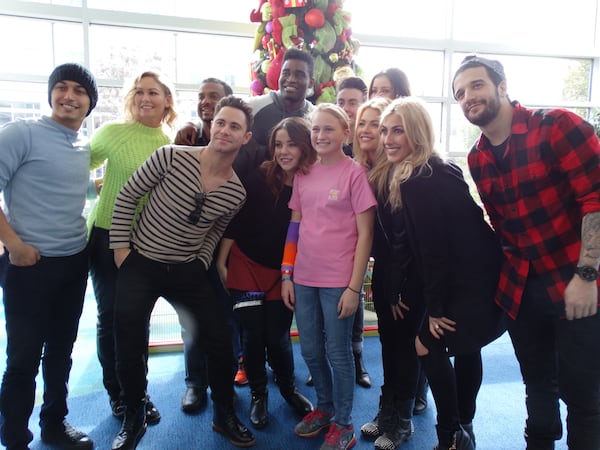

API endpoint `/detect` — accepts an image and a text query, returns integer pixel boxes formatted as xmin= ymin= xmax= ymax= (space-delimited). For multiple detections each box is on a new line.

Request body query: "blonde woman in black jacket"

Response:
xmin=370 ymin=97 xmax=505 ymax=450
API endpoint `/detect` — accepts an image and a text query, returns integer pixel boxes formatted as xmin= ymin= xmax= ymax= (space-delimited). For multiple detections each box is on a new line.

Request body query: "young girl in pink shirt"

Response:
xmin=281 ymin=103 xmax=376 ymax=450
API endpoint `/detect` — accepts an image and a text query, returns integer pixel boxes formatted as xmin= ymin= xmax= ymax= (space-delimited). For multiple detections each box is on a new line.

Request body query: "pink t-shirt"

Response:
xmin=289 ymin=156 xmax=377 ymax=287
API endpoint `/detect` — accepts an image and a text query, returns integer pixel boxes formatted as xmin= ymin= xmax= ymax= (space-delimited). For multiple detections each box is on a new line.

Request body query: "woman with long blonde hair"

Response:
xmin=352 ymin=97 xmax=391 ymax=169
xmin=371 ymin=97 xmax=504 ymax=450
xmin=88 ymin=70 xmax=176 ymax=424
xmin=361 ymin=97 xmax=427 ymax=450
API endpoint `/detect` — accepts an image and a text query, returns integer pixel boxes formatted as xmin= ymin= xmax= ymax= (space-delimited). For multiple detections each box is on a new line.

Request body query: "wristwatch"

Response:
xmin=575 ymin=265 xmax=599 ymax=282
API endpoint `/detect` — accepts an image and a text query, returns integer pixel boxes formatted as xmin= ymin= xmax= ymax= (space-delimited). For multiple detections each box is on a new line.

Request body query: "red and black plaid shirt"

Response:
xmin=469 ymin=101 xmax=600 ymax=319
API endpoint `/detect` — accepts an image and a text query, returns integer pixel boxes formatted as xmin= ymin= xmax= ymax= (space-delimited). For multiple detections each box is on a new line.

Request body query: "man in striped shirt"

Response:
xmin=109 ymin=96 xmax=256 ymax=449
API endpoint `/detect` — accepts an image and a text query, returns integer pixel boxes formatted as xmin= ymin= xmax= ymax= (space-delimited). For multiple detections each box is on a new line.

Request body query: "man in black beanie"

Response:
xmin=0 ymin=62 xmax=97 ymax=450
xmin=48 ymin=62 xmax=98 ymax=118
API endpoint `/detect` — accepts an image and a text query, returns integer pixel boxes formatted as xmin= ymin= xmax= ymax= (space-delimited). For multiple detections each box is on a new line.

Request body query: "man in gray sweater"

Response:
xmin=0 ymin=62 xmax=98 ymax=450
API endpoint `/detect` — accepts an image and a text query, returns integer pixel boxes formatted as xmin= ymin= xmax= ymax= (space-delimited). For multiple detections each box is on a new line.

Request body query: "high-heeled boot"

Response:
xmin=249 ymin=390 xmax=268 ymax=429
xmin=353 ymin=350 xmax=371 ymax=388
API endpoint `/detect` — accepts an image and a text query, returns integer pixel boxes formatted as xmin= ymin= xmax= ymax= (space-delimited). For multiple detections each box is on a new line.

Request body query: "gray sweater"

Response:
xmin=0 ymin=116 xmax=90 ymax=256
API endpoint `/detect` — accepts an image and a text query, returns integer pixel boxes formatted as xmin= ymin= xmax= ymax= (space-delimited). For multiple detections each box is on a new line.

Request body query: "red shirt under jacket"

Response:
xmin=468 ymin=101 xmax=600 ymax=319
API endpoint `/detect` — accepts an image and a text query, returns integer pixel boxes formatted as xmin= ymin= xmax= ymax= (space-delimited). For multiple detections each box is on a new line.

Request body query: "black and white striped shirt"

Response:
xmin=110 ymin=145 xmax=246 ymax=268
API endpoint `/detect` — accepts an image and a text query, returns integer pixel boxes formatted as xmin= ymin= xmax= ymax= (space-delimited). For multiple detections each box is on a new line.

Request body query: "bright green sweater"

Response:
xmin=87 ymin=121 xmax=171 ymax=230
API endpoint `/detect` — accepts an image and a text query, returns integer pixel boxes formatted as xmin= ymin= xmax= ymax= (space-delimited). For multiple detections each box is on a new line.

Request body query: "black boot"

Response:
xmin=277 ymin=374 xmax=313 ymax=417
xmin=281 ymin=388 xmax=313 ymax=416
xmin=249 ymin=391 xmax=269 ymax=429
xmin=375 ymin=396 xmax=414 ymax=450
xmin=360 ymin=392 xmax=383 ymax=440
xmin=40 ymin=420 xmax=93 ymax=450
xmin=212 ymin=403 xmax=256 ymax=448
xmin=461 ymin=423 xmax=475 ymax=448
xmin=111 ymin=404 xmax=147 ymax=450
xmin=353 ymin=351 xmax=371 ymax=388
xmin=433 ymin=425 xmax=474 ymax=450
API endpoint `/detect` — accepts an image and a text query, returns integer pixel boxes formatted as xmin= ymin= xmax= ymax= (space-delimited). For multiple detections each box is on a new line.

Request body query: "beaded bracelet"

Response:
xmin=346 ymin=286 xmax=361 ymax=294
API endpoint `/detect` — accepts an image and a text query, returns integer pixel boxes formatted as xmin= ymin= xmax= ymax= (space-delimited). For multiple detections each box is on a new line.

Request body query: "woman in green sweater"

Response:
xmin=87 ymin=70 xmax=177 ymax=424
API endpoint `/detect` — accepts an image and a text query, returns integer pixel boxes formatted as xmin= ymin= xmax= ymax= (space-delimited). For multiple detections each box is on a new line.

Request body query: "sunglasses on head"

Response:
xmin=187 ymin=192 xmax=206 ymax=224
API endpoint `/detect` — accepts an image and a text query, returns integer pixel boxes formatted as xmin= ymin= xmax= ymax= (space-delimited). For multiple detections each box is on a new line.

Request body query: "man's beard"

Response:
xmin=466 ymin=91 xmax=501 ymax=127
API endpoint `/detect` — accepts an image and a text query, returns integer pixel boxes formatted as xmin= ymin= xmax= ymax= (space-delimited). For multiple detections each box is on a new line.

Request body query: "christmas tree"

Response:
xmin=249 ymin=0 xmax=359 ymax=104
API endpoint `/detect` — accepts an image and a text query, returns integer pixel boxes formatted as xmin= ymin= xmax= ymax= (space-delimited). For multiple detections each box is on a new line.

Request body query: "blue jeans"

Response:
xmin=508 ymin=273 xmax=600 ymax=450
xmin=0 ymin=249 xmax=88 ymax=449
xmin=294 ymin=284 xmax=355 ymax=426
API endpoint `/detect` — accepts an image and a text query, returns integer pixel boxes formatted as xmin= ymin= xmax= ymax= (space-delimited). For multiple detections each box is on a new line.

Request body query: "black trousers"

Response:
xmin=235 ymin=298 xmax=295 ymax=395
xmin=114 ymin=251 xmax=235 ymax=410
xmin=0 ymin=249 xmax=88 ymax=449
xmin=372 ymin=264 xmax=426 ymax=400
xmin=89 ymin=227 xmax=151 ymax=401
xmin=417 ymin=330 xmax=482 ymax=436
xmin=508 ymin=274 xmax=600 ymax=450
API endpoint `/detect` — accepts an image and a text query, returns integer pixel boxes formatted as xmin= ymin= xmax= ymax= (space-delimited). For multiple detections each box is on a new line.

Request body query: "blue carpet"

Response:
xmin=0 ymin=285 xmax=568 ymax=449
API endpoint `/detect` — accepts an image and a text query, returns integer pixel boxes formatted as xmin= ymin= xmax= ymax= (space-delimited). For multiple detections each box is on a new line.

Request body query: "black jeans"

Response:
xmin=508 ymin=274 xmax=600 ymax=450
xmin=181 ymin=326 xmax=209 ymax=390
xmin=418 ymin=330 xmax=482 ymax=435
xmin=235 ymin=298 xmax=295 ymax=395
xmin=0 ymin=249 xmax=88 ymax=449
xmin=114 ymin=251 xmax=235 ymax=410
xmin=182 ymin=263 xmax=240 ymax=389
xmin=88 ymin=226 xmax=152 ymax=401
xmin=372 ymin=267 xmax=426 ymax=400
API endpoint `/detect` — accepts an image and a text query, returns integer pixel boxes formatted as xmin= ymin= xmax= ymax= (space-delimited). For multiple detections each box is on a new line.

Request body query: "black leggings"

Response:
xmin=418 ymin=330 xmax=482 ymax=432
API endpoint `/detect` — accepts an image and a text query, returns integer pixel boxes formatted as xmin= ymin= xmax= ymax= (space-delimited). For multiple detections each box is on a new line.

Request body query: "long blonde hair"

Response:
xmin=352 ymin=97 xmax=391 ymax=168
xmin=123 ymin=70 xmax=178 ymax=129
xmin=369 ymin=97 xmax=438 ymax=211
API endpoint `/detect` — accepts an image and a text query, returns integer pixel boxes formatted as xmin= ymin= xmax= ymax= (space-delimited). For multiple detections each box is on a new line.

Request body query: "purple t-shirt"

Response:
xmin=289 ymin=156 xmax=376 ymax=287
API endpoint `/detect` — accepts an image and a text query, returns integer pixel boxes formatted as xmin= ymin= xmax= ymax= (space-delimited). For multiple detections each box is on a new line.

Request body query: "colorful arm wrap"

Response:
xmin=281 ymin=221 xmax=300 ymax=276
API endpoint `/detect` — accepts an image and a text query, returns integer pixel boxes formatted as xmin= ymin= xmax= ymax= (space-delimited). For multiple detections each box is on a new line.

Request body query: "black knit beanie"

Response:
xmin=48 ymin=63 xmax=98 ymax=117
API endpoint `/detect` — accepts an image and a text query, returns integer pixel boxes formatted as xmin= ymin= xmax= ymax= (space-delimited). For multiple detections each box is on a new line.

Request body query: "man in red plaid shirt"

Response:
xmin=453 ymin=55 xmax=600 ymax=450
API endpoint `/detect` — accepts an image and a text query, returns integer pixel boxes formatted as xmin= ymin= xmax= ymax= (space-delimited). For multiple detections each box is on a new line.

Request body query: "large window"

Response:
xmin=356 ymin=47 xmax=445 ymax=98
xmin=345 ymin=0 xmax=449 ymax=40
xmin=452 ymin=0 xmax=598 ymax=50
xmin=2 ymin=0 xmax=600 ymax=154
xmin=0 ymin=15 xmax=83 ymax=77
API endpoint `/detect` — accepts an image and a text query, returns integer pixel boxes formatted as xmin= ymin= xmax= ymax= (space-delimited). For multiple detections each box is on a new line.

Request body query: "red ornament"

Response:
xmin=304 ymin=8 xmax=325 ymax=28
xmin=266 ymin=51 xmax=284 ymax=90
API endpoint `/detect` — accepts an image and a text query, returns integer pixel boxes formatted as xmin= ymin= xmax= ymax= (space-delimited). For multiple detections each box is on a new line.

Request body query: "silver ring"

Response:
xmin=435 ymin=325 xmax=440 ymax=329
